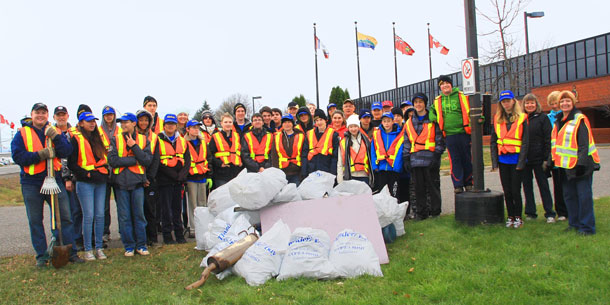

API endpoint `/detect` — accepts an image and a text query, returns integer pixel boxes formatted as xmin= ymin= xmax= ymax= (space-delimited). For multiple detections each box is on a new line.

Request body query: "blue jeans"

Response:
xmin=22 ymin=181 xmax=77 ymax=260
xmin=76 ymin=181 xmax=107 ymax=251
xmin=445 ymin=133 xmax=473 ymax=188
xmin=116 ymin=187 xmax=147 ymax=250
xmin=562 ymin=173 xmax=596 ymax=234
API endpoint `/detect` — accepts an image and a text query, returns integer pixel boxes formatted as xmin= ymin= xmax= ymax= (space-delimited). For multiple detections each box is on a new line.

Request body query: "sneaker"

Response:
xmin=546 ymin=217 xmax=556 ymax=224
xmin=83 ymin=250 xmax=96 ymax=261
xmin=513 ymin=217 xmax=523 ymax=228
xmin=454 ymin=187 xmax=464 ymax=194
xmin=525 ymin=215 xmax=536 ymax=221
xmin=124 ymin=249 xmax=135 ymax=257
xmin=36 ymin=258 xmax=48 ymax=268
xmin=557 ymin=216 xmax=567 ymax=221
xmin=505 ymin=217 xmax=514 ymax=228
xmin=96 ymin=249 xmax=107 ymax=260
xmin=136 ymin=247 xmax=150 ymax=256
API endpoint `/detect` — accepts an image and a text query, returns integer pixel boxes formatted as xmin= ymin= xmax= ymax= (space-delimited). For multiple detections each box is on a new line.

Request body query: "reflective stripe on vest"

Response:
xmin=113 ymin=133 xmax=147 ymax=175
xmin=551 ymin=113 xmax=600 ymax=169
xmin=372 ymin=128 xmax=404 ymax=168
xmin=244 ymin=131 xmax=272 ymax=163
xmin=158 ymin=135 xmax=186 ymax=167
xmin=433 ymin=92 xmax=471 ymax=136
xmin=74 ymin=133 xmax=109 ymax=174
xmin=495 ymin=113 xmax=526 ymax=155
xmin=405 ymin=118 xmax=436 ymax=153
xmin=99 ymin=125 xmax=122 ymax=151
xmin=147 ymin=132 xmax=158 ymax=153
xmin=307 ymin=127 xmax=334 ymax=160
xmin=212 ymin=131 xmax=241 ymax=166
xmin=339 ymin=137 xmax=369 ymax=174
xmin=20 ymin=126 xmax=62 ymax=175
xmin=153 ymin=117 xmax=164 ymax=134
xmin=275 ymin=132 xmax=305 ymax=169
xmin=187 ymin=140 xmax=209 ymax=175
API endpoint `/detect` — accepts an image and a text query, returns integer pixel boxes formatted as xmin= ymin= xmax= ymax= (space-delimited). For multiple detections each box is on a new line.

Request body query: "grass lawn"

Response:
xmin=0 ymin=174 xmax=23 ymax=207
xmin=1 ymin=199 xmax=608 ymax=304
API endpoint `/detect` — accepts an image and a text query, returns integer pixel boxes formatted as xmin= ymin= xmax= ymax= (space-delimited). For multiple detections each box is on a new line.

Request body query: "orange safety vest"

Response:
xmin=274 ymin=132 xmax=305 ymax=169
xmin=244 ymin=131 xmax=273 ymax=163
xmin=202 ymin=131 xmax=212 ymax=144
xmin=551 ymin=113 xmax=600 ymax=169
xmin=372 ymin=128 xmax=404 ymax=167
xmin=339 ymin=136 xmax=370 ymax=174
xmin=405 ymin=118 xmax=436 ymax=153
xmin=153 ymin=117 xmax=164 ymax=134
xmin=99 ymin=125 xmax=122 ymax=151
xmin=212 ymin=131 xmax=241 ymax=166
xmin=158 ymin=135 xmax=186 ymax=167
xmin=20 ymin=126 xmax=62 ymax=175
xmin=73 ymin=133 xmax=109 ymax=174
xmin=495 ymin=113 xmax=526 ymax=155
xmin=187 ymin=140 xmax=209 ymax=175
xmin=113 ymin=133 xmax=147 ymax=175
xmin=306 ymin=127 xmax=334 ymax=160
xmin=147 ymin=132 xmax=158 ymax=154
xmin=433 ymin=92 xmax=471 ymax=136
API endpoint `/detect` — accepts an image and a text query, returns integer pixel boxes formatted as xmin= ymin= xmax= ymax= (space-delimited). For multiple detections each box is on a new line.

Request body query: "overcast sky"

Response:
xmin=1 ymin=0 xmax=609 ymax=147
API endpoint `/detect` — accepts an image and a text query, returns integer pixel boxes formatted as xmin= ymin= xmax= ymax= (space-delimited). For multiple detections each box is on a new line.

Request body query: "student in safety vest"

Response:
xmin=286 ymin=101 xmax=299 ymax=117
xmin=11 ymin=102 xmax=83 ymax=267
xmin=156 ymin=113 xmax=191 ymax=245
xmin=392 ymin=107 xmax=411 ymax=205
xmin=68 ymin=111 xmax=110 ymax=261
xmin=330 ymin=110 xmax=348 ymax=140
xmin=143 ymin=96 xmax=164 ymax=135
xmin=402 ymin=93 xmax=445 ymax=220
xmin=108 ymin=112 xmax=153 ymax=256
xmin=270 ymin=114 xmax=309 ymax=185
xmin=296 ymin=107 xmax=313 ymax=132
xmin=241 ymin=113 xmax=273 ymax=173
xmin=177 ymin=111 xmax=189 ymax=137
xmin=200 ymin=110 xmax=218 ymax=144
xmin=271 ymin=108 xmax=283 ymax=133
xmin=550 ymin=90 xmax=600 ymax=235
xmin=184 ymin=119 xmax=211 ymax=237
xmin=359 ymin=108 xmax=375 ymax=140
xmin=259 ymin=106 xmax=276 ymax=133
xmin=304 ymin=109 xmax=339 ymax=175
xmin=99 ymin=105 xmax=120 ymax=245
xmin=337 ymin=114 xmax=374 ymax=186
xmin=490 ymin=90 xmax=530 ymax=229
xmin=370 ymin=101 xmax=383 ymax=128
xmin=429 ymin=75 xmax=473 ymax=194
xmin=209 ymin=112 xmax=243 ymax=188
xmin=546 ymin=91 xmax=568 ymax=221
xmin=233 ymin=103 xmax=251 ymax=136
xmin=370 ymin=112 xmax=404 ymax=198
xmin=135 ymin=109 xmax=161 ymax=245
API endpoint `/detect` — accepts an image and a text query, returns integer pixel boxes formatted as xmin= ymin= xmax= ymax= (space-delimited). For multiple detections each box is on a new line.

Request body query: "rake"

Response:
xmin=40 ymin=137 xmax=61 ymax=195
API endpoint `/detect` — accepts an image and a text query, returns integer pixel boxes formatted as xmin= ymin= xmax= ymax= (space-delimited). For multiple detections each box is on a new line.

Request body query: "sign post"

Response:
xmin=461 ymin=58 xmax=476 ymax=95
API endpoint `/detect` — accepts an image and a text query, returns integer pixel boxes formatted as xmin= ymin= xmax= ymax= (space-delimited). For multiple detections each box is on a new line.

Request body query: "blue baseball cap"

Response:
xmin=371 ymin=101 xmax=382 ymax=110
xmin=78 ymin=112 xmax=98 ymax=122
xmin=117 ymin=112 xmax=137 ymax=122
xmin=359 ymin=108 xmax=372 ymax=118
xmin=499 ymin=90 xmax=515 ymax=101
xmin=327 ymin=103 xmax=337 ymax=110
xmin=186 ymin=119 xmax=202 ymax=128
xmin=297 ymin=108 xmax=309 ymax=116
xmin=381 ymin=112 xmax=394 ymax=120
xmin=102 ymin=106 xmax=116 ymax=116
xmin=164 ymin=114 xmax=178 ymax=124
xmin=401 ymin=100 xmax=413 ymax=107
xmin=281 ymin=114 xmax=295 ymax=124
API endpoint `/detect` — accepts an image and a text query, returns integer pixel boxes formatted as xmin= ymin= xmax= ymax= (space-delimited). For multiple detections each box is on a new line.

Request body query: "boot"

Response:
xmin=163 ymin=233 xmax=176 ymax=245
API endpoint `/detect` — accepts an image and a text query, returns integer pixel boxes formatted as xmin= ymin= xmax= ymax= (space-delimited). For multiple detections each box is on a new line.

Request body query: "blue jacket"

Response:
xmin=11 ymin=120 xmax=73 ymax=186
xmin=402 ymin=112 xmax=446 ymax=168
xmin=370 ymin=124 xmax=404 ymax=173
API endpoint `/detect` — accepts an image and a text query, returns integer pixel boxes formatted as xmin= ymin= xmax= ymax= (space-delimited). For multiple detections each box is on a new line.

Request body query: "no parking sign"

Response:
xmin=461 ymin=58 xmax=476 ymax=95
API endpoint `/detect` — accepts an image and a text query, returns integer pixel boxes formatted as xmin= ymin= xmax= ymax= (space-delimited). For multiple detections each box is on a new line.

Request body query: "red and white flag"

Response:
xmin=315 ymin=35 xmax=329 ymax=59
xmin=429 ymin=34 xmax=449 ymax=55
xmin=0 ymin=114 xmax=6 ymax=124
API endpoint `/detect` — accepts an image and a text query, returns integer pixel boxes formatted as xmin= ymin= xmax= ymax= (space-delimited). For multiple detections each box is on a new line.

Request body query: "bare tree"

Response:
xmin=213 ymin=93 xmax=252 ymax=122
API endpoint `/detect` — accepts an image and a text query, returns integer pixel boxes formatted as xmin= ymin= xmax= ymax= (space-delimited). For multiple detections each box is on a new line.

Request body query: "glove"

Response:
xmin=37 ymin=147 xmax=55 ymax=160
xmin=542 ymin=161 xmax=549 ymax=172
xmin=575 ymin=165 xmax=586 ymax=177
xmin=206 ymin=179 xmax=213 ymax=189
xmin=45 ymin=127 xmax=59 ymax=140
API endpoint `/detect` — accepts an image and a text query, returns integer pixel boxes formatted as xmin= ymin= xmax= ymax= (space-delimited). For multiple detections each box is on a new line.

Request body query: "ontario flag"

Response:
xmin=394 ymin=35 xmax=415 ymax=56
xmin=429 ymin=34 xmax=450 ymax=55
xmin=315 ymin=35 xmax=329 ymax=59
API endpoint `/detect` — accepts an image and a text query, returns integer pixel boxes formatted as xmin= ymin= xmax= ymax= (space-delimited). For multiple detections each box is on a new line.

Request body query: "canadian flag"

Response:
xmin=0 ymin=114 xmax=6 ymax=124
xmin=429 ymin=34 xmax=450 ymax=55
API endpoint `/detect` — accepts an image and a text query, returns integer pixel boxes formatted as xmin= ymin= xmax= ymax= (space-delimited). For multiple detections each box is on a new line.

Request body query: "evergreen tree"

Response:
xmin=291 ymin=94 xmax=307 ymax=107
xmin=192 ymin=100 xmax=211 ymax=121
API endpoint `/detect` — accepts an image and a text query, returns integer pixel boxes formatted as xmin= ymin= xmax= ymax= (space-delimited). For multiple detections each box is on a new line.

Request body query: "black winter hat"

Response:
xmin=313 ymin=109 xmax=327 ymax=121
xmin=438 ymin=75 xmax=453 ymax=87
xmin=234 ymin=103 xmax=246 ymax=114
xmin=143 ymin=96 xmax=157 ymax=107
xmin=412 ymin=92 xmax=429 ymax=104
xmin=391 ymin=107 xmax=403 ymax=117
xmin=77 ymin=104 xmax=92 ymax=116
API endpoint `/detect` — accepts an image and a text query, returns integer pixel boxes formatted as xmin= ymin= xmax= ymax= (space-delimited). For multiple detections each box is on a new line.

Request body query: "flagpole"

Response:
xmin=354 ymin=21 xmax=362 ymax=100
xmin=427 ymin=23 xmax=434 ymax=99
xmin=393 ymin=22 xmax=398 ymax=89
xmin=314 ymin=23 xmax=320 ymax=109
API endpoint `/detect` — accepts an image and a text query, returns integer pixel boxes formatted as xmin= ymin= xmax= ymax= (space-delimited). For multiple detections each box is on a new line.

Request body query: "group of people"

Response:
xmin=12 ymin=75 xmax=599 ymax=267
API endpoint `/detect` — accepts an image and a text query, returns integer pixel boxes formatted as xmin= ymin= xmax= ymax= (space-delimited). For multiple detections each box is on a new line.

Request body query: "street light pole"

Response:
xmin=524 ymin=11 xmax=544 ymax=90
xmin=252 ymin=96 xmax=262 ymax=115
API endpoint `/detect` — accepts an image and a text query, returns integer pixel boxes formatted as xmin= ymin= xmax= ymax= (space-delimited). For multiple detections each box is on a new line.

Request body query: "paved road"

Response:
xmin=0 ymin=165 xmax=20 ymax=176
xmin=2 ymin=148 xmax=609 ymax=258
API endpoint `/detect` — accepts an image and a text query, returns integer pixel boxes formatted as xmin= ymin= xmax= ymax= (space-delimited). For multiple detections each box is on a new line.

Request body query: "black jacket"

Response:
xmin=525 ymin=112 xmax=552 ymax=165
xmin=156 ymin=132 xmax=191 ymax=186
xmin=305 ymin=127 xmax=339 ymax=175
xmin=108 ymin=131 xmax=153 ymax=190
xmin=241 ymin=128 xmax=273 ymax=172
xmin=490 ymin=114 xmax=529 ymax=170
xmin=553 ymin=109 xmax=601 ymax=180
xmin=208 ymin=130 xmax=244 ymax=182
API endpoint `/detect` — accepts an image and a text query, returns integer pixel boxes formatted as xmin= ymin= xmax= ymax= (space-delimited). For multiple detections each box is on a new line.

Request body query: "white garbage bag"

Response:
xmin=329 ymin=180 xmax=372 ymax=197
xmin=329 ymin=229 xmax=383 ymax=278
xmin=233 ymin=219 xmax=291 ymax=286
xmin=208 ymin=169 xmax=248 ymax=216
xmin=298 ymin=171 xmax=336 ymax=200
xmin=271 ymin=183 xmax=302 ymax=204
xmin=393 ymin=201 xmax=408 ymax=237
xmin=194 ymin=207 xmax=215 ymax=250
xmin=202 ymin=207 xmax=246 ymax=251
xmin=230 ymin=168 xmax=287 ymax=210
xmin=277 ymin=227 xmax=338 ymax=280
xmin=373 ymin=186 xmax=401 ymax=227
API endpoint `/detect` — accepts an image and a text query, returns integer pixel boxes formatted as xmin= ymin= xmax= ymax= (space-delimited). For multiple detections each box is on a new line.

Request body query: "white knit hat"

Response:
xmin=346 ymin=114 xmax=360 ymax=127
